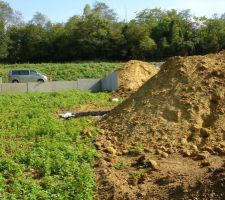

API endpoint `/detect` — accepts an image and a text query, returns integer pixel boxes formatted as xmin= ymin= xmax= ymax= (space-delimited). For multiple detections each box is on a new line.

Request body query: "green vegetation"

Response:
xmin=131 ymin=169 xmax=146 ymax=179
xmin=128 ymin=143 xmax=144 ymax=155
xmin=0 ymin=90 xmax=116 ymax=199
xmin=0 ymin=62 xmax=123 ymax=82
xmin=1 ymin=1 xmax=225 ymax=63
xmin=114 ymin=159 xmax=130 ymax=170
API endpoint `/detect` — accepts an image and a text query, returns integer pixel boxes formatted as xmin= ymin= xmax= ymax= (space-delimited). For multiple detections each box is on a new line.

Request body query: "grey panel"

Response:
xmin=1 ymin=83 xmax=27 ymax=93
xmin=101 ymin=72 xmax=119 ymax=91
xmin=77 ymin=79 xmax=101 ymax=92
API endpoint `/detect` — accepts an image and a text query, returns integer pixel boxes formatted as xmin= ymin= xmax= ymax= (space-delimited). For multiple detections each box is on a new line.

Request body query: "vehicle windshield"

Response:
xmin=30 ymin=70 xmax=38 ymax=75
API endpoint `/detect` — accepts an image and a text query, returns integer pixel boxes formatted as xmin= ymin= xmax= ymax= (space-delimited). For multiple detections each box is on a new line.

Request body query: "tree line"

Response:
xmin=1 ymin=0 xmax=225 ymax=63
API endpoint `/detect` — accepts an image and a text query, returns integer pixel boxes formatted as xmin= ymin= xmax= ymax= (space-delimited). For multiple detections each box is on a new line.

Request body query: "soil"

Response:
xmin=94 ymin=51 xmax=225 ymax=199
xmin=113 ymin=60 xmax=159 ymax=97
xmin=58 ymin=104 xmax=114 ymax=114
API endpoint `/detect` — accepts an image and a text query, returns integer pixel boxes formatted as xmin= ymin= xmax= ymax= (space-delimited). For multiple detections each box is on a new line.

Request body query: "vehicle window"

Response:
xmin=30 ymin=70 xmax=37 ymax=75
xmin=11 ymin=71 xmax=20 ymax=75
xmin=20 ymin=70 xmax=29 ymax=75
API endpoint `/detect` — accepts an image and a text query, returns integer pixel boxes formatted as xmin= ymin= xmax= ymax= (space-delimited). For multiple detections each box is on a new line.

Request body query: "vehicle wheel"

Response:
xmin=12 ymin=80 xmax=19 ymax=83
xmin=37 ymin=79 xmax=44 ymax=83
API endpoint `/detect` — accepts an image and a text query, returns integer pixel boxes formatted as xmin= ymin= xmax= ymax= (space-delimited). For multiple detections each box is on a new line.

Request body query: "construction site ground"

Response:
xmin=94 ymin=52 xmax=225 ymax=200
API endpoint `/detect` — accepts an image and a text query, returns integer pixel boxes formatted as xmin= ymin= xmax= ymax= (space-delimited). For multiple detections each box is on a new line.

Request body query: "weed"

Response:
xmin=0 ymin=90 xmax=117 ymax=199
xmin=131 ymin=169 xmax=145 ymax=179
xmin=115 ymin=159 xmax=130 ymax=170
xmin=128 ymin=143 xmax=144 ymax=155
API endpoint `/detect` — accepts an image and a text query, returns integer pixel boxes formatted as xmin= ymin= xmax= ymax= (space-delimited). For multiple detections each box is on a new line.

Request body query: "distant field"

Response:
xmin=0 ymin=62 xmax=123 ymax=82
xmin=0 ymin=90 xmax=118 ymax=199
xmin=0 ymin=62 xmax=163 ymax=83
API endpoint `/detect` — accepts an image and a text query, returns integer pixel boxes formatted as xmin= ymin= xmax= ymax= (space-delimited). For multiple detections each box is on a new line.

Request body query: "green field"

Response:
xmin=0 ymin=62 xmax=123 ymax=82
xmin=0 ymin=62 xmax=163 ymax=83
xmin=0 ymin=90 xmax=118 ymax=199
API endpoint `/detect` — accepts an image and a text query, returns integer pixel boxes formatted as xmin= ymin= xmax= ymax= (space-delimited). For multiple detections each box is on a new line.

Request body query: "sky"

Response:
xmin=4 ymin=0 xmax=225 ymax=23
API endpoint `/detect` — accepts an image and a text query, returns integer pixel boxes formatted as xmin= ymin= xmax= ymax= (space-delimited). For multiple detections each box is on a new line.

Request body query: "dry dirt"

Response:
xmin=94 ymin=51 xmax=225 ymax=199
xmin=113 ymin=60 xmax=159 ymax=97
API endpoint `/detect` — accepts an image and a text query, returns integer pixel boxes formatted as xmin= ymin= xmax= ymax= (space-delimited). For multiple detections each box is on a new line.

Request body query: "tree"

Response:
xmin=65 ymin=3 xmax=122 ymax=60
xmin=0 ymin=0 xmax=13 ymax=27
xmin=4 ymin=1 xmax=225 ymax=63
xmin=148 ymin=9 xmax=195 ymax=58
xmin=7 ymin=23 xmax=50 ymax=63
xmin=46 ymin=23 xmax=68 ymax=61
xmin=0 ymin=1 xmax=12 ymax=60
xmin=123 ymin=21 xmax=156 ymax=59
xmin=136 ymin=8 xmax=165 ymax=29
xmin=29 ymin=12 xmax=48 ymax=27
xmin=0 ymin=1 xmax=23 ymax=27
xmin=194 ymin=17 xmax=225 ymax=54
xmin=92 ymin=2 xmax=117 ymax=21
xmin=83 ymin=4 xmax=92 ymax=17
xmin=0 ymin=19 xmax=8 ymax=59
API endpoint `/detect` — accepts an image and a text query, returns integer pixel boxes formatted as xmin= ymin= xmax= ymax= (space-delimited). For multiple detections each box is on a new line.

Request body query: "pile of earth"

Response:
xmin=94 ymin=51 xmax=225 ymax=199
xmin=114 ymin=60 xmax=159 ymax=97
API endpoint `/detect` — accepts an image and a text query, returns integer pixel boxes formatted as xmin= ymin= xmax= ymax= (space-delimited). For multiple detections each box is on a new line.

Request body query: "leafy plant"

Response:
xmin=128 ymin=142 xmax=144 ymax=155
xmin=131 ymin=169 xmax=145 ymax=179
xmin=114 ymin=159 xmax=130 ymax=170
xmin=0 ymin=62 xmax=123 ymax=82
xmin=0 ymin=90 xmax=117 ymax=199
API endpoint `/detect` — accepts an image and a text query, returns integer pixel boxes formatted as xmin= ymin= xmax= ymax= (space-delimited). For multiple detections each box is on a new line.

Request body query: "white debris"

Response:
xmin=112 ymin=98 xmax=119 ymax=102
xmin=59 ymin=112 xmax=75 ymax=119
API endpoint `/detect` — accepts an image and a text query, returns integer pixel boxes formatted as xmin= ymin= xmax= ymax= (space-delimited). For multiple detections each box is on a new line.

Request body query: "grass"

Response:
xmin=0 ymin=90 xmax=118 ymax=199
xmin=114 ymin=159 xmax=130 ymax=170
xmin=0 ymin=62 xmax=123 ymax=82
xmin=0 ymin=61 xmax=163 ymax=83
xmin=131 ymin=169 xmax=146 ymax=179
xmin=128 ymin=142 xmax=144 ymax=155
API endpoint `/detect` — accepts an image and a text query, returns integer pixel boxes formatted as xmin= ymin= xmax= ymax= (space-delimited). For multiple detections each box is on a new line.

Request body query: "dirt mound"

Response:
xmin=184 ymin=165 xmax=225 ymax=199
xmin=94 ymin=51 xmax=225 ymax=199
xmin=115 ymin=60 xmax=159 ymax=97
xmin=101 ymin=51 xmax=225 ymax=151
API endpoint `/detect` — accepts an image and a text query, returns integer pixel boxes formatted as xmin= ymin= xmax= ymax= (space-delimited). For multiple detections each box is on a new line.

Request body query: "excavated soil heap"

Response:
xmin=94 ymin=51 xmax=225 ymax=200
xmin=115 ymin=60 xmax=159 ymax=97
xmin=102 ymin=52 xmax=225 ymax=150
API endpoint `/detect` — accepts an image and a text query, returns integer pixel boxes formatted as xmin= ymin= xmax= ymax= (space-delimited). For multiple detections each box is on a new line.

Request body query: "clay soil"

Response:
xmin=94 ymin=51 xmax=225 ymax=199
xmin=113 ymin=60 xmax=159 ymax=97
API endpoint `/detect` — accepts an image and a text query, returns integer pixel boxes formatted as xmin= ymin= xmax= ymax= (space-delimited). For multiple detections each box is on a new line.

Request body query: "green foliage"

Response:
xmin=0 ymin=1 xmax=14 ymax=27
xmin=122 ymin=21 xmax=156 ymax=59
xmin=0 ymin=90 xmax=115 ymax=199
xmin=128 ymin=143 xmax=144 ymax=155
xmin=131 ymin=169 xmax=145 ymax=179
xmin=0 ymin=62 xmax=123 ymax=82
xmin=0 ymin=19 xmax=8 ymax=59
xmin=2 ymin=1 xmax=225 ymax=62
xmin=114 ymin=159 xmax=130 ymax=170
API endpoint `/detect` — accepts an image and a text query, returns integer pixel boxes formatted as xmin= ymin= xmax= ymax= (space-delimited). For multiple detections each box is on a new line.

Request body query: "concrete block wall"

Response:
xmin=28 ymin=82 xmax=53 ymax=92
xmin=101 ymin=72 xmax=118 ymax=91
xmin=52 ymin=81 xmax=78 ymax=92
xmin=1 ymin=83 xmax=27 ymax=93
xmin=77 ymin=79 xmax=101 ymax=92
xmin=28 ymin=81 xmax=78 ymax=92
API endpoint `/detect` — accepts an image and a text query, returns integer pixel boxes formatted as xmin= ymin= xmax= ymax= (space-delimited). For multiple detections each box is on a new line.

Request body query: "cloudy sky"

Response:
xmin=5 ymin=0 xmax=225 ymax=22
